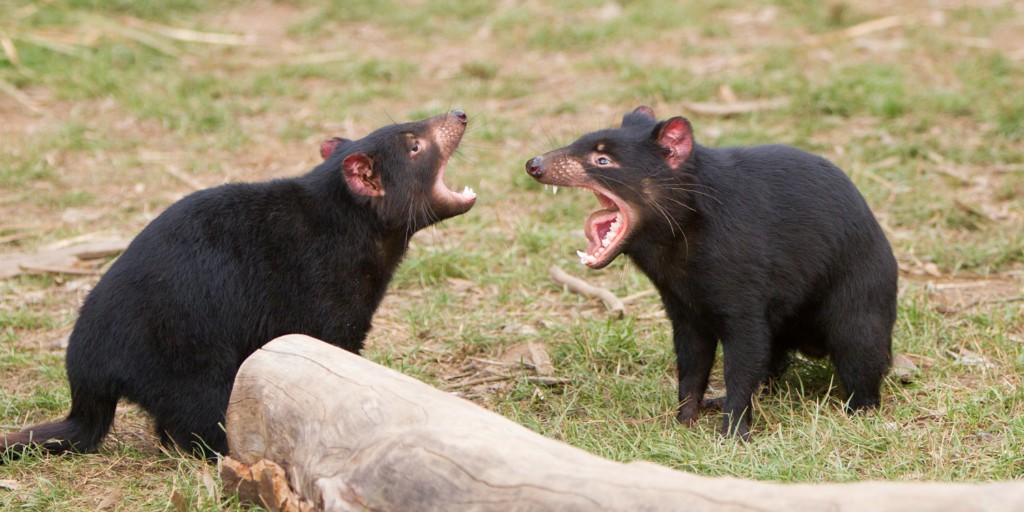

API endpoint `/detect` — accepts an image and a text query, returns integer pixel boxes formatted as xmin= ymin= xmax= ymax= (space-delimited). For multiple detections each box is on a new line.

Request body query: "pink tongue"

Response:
xmin=585 ymin=209 xmax=618 ymax=255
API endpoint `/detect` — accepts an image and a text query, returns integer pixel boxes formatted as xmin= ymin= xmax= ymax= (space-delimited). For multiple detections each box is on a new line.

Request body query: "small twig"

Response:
xmin=0 ymin=231 xmax=33 ymax=244
xmin=455 ymin=375 xmax=508 ymax=387
xmin=466 ymin=356 xmax=533 ymax=369
xmin=0 ymin=76 xmax=43 ymax=115
xmin=549 ymin=265 xmax=625 ymax=317
xmin=931 ymin=166 xmax=973 ymax=186
xmin=964 ymin=295 xmax=1024 ymax=309
xmin=456 ymin=371 xmax=569 ymax=389
xmin=163 ymin=165 xmax=206 ymax=191
xmin=1 ymin=32 xmax=20 ymax=66
xmin=288 ymin=51 xmax=351 ymax=66
xmin=82 ymin=13 xmax=182 ymax=57
xmin=121 ymin=18 xmax=257 ymax=46
xmin=808 ymin=15 xmax=907 ymax=45
xmin=620 ymin=289 xmax=657 ymax=303
xmin=952 ymin=199 xmax=996 ymax=223
xmin=19 ymin=265 xmax=103 ymax=276
xmin=524 ymin=376 xmax=570 ymax=386
xmin=992 ymin=165 xmax=1024 ymax=173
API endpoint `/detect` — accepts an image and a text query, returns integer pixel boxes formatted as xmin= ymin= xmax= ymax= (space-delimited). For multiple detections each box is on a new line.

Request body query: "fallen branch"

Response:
xmin=549 ymin=265 xmax=625 ymax=317
xmin=224 ymin=335 xmax=1024 ymax=511
xmin=0 ymin=237 xmax=128 ymax=280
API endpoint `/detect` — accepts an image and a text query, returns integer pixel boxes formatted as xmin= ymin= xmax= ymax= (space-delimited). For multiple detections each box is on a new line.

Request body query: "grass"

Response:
xmin=1 ymin=0 xmax=1023 ymax=509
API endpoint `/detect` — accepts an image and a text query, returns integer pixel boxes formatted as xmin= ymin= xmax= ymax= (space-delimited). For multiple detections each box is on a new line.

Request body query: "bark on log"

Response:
xmin=224 ymin=335 xmax=1024 ymax=512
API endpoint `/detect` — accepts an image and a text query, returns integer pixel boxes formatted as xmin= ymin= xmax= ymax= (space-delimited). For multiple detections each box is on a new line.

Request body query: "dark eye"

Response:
xmin=596 ymin=156 xmax=611 ymax=166
xmin=410 ymin=142 xmax=420 ymax=154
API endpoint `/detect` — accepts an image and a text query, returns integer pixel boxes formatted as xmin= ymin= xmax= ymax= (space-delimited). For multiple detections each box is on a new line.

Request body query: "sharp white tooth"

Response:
xmin=577 ymin=250 xmax=589 ymax=265
xmin=553 ymin=186 xmax=559 ymax=195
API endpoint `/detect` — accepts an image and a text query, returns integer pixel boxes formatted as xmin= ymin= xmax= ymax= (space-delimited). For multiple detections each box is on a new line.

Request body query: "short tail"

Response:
xmin=2 ymin=390 xmax=117 ymax=460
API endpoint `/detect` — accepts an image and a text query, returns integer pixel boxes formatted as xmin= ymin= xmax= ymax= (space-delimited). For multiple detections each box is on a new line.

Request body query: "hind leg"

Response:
xmin=140 ymin=373 xmax=231 ymax=459
xmin=827 ymin=317 xmax=891 ymax=411
xmin=160 ymin=384 xmax=230 ymax=458
xmin=718 ymin=318 xmax=774 ymax=440
xmin=823 ymin=295 xmax=894 ymax=412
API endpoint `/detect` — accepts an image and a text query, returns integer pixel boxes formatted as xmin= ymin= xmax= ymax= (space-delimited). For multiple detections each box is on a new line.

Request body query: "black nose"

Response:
xmin=526 ymin=156 xmax=543 ymax=177
xmin=451 ymin=110 xmax=467 ymax=124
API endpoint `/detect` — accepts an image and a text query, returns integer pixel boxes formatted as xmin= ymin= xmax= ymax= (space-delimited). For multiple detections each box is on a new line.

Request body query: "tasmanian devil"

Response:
xmin=3 ymin=110 xmax=477 ymax=459
xmin=525 ymin=106 xmax=897 ymax=439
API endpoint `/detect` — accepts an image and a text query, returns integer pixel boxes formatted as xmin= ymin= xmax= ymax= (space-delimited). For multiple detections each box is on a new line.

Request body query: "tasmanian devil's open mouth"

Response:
xmin=578 ymin=185 xmax=633 ymax=268
xmin=431 ymin=111 xmax=477 ymax=216
xmin=433 ymin=155 xmax=476 ymax=213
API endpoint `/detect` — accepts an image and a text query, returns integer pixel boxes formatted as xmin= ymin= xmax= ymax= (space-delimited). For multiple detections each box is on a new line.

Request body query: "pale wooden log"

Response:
xmin=225 ymin=335 xmax=1024 ymax=512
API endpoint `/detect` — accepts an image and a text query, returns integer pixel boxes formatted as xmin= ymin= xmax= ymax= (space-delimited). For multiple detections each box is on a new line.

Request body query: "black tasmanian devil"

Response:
xmin=525 ymin=106 xmax=897 ymax=439
xmin=3 ymin=110 xmax=477 ymax=458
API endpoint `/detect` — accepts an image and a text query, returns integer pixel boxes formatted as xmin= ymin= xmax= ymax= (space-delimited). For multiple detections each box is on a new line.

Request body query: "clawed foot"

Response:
xmin=675 ymin=395 xmax=727 ymax=424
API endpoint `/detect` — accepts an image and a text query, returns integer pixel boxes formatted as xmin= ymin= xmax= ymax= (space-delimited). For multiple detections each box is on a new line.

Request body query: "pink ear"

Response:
xmin=342 ymin=153 xmax=384 ymax=197
xmin=656 ymin=117 xmax=693 ymax=169
xmin=320 ymin=137 xmax=349 ymax=160
xmin=633 ymin=106 xmax=655 ymax=120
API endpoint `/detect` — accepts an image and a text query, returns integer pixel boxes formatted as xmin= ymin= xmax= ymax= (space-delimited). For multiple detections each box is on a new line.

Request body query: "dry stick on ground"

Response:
xmin=549 ymin=265 xmax=625 ymax=317
xmin=162 ymin=165 xmax=207 ymax=191
xmin=0 ymin=237 xmax=129 ymax=279
xmin=223 ymin=335 xmax=1024 ymax=512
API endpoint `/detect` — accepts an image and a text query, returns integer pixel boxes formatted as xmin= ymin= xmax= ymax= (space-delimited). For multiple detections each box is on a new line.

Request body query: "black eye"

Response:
xmin=596 ymin=156 xmax=611 ymax=166
xmin=410 ymin=142 xmax=420 ymax=154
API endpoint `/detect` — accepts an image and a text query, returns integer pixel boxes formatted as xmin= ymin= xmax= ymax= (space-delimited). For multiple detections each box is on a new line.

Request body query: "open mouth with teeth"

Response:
xmin=577 ymin=186 xmax=633 ymax=268
xmin=432 ymin=154 xmax=477 ymax=216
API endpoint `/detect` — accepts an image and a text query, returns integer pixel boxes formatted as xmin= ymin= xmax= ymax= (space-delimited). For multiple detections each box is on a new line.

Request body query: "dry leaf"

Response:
xmin=527 ymin=341 xmax=554 ymax=376
xmin=95 ymin=487 xmax=122 ymax=510
xmin=170 ymin=489 xmax=191 ymax=512
xmin=890 ymin=353 xmax=919 ymax=384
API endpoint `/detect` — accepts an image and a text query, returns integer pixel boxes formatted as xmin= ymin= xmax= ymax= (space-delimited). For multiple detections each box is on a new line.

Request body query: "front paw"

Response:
xmin=719 ymin=413 xmax=751 ymax=441
xmin=676 ymin=401 xmax=699 ymax=425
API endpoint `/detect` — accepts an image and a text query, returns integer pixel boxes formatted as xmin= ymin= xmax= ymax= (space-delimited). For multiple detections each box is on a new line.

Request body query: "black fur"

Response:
xmin=3 ymin=111 xmax=475 ymax=458
xmin=527 ymin=107 xmax=897 ymax=439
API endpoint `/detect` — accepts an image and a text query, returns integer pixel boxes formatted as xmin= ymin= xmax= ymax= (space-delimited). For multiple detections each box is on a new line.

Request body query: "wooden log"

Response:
xmin=224 ymin=335 xmax=1024 ymax=512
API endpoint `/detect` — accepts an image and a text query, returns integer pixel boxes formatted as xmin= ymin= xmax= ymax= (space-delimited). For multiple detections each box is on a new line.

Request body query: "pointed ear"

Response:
xmin=654 ymin=117 xmax=693 ymax=169
xmin=320 ymin=137 xmax=351 ymax=160
xmin=342 ymin=153 xmax=384 ymax=197
xmin=621 ymin=106 xmax=656 ymax=128
xmin=633 ymin=106 xmax=655 ymax=120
